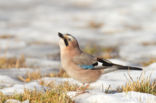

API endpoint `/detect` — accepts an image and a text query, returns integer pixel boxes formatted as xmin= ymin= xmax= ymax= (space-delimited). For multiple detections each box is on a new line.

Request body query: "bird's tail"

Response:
xmin=114 ymin=64 xmax=142 ymax=70
xmin=101 ymin=64 xmax=142 ymax=74
xmin=96 ymin=58 xmax=142 ymax=71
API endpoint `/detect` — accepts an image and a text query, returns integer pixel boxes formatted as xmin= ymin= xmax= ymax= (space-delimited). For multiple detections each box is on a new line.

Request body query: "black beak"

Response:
xmin=58 ymin=32 xmax=69 ymax=46
xmin=58 ymin=32 xmax=64 ymax=39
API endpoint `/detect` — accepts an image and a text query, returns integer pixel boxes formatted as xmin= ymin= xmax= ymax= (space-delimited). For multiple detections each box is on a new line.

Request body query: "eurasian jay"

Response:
xmin=58 ymin=32 xmax=142 ymax=89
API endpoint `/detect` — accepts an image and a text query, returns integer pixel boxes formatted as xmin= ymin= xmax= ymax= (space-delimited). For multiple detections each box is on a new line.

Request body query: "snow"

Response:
xmin=0 ymin=0 xmax=156 ymax=102
xmin=40 ymin=77 xmax=82 ymax=86
xmin=0 ymin=39 xmax=26 ymax=50
xmin=145 ymin=63 xmax=156 ymax=71
xmin=5 ymin=99 xmax=21 ymax=103
xmin=0 ymin=75 xmax=20 ymax=89
xmin=25 ymin=58 xmax=60 ymax=68
xmin=0 ymin=82 xmax=45 ymax=95
xmin=119 ymin=44 xmax=156 ymax=63
xmin=68 ymin=91 xmax=156 ymax=103
xmin=5 ymin=99 xmax=29 ymax=103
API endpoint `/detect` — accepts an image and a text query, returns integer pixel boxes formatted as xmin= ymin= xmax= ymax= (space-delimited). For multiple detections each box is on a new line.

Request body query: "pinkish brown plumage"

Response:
xmin=58 ymin=32 xmax=142 ymax=85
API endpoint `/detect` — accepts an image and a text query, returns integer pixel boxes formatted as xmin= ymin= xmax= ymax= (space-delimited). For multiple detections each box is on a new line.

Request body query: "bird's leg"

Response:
xmin=75 ymin=83 xmax=90 ymax=96
xmin=77 ymin=83 xmax=90 ymax=93
xmin=77 ymin=83 xmax=85 ymax=91
xmin=83 ymin=83 xmax=90 ymax=91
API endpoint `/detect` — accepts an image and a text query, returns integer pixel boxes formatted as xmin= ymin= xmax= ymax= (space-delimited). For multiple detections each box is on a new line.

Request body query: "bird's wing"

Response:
xmin=72 ymin=53 xmax=113 ymax=70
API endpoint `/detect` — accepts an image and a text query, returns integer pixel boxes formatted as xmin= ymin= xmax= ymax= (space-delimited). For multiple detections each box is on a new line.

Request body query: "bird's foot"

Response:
xmin=75 ymin=90 xmax=89 ymax=97
xmin=76 ymin=84 xmax=90 ymax=93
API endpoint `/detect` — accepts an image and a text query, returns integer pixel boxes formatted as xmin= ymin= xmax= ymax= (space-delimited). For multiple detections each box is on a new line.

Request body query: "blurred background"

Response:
xmin=0 ymin=1 xmax=156 ymax=100
xmin=0 ymin=0 xmax=156 ymax=68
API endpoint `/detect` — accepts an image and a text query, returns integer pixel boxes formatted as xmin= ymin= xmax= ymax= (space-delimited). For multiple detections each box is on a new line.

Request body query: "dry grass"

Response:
xmin=141 ymin=58 xmax=156 ymax=66
xmin=0 ymin=35 xmax=14 ymax=39
xmin=124 ymin=24 xmax=142 ymax=31
xmin=0 ymin=55 xmax=26 ymax=69
xmin=0 ymin=82 xmax=78 ymax=103
xmin=28 ymin=41 xmax=51 ymax=45
xmin=83 ymin=44 xmax=118 ymax=59
xmin=88 ymin=20 xmax=103 ymax=29
xmin=18 ymin=69 xmax=69 ymax=82
xmin=142 ymin=42 xmax=156 ymax=46
xmin=120 ymin=73 xmax=156 ymax=95
xmin=40 ymin=81 xmax=79 ymax=91
xmin=49 ymin=69 xmax=69 ymax=78
xmin=18 ymin=71 xmax=42 ymax=82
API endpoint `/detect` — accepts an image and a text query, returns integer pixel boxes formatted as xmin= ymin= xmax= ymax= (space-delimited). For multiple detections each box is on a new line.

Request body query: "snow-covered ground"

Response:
xmin=0 ymin=0 xmax=156 ymax=103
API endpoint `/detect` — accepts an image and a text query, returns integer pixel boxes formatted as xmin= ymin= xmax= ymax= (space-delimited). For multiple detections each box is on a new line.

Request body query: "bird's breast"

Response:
xmin=60 ymin=51 xmax=101 ymax=83
xmin=62 ymin=60 xmax=102 ymax=83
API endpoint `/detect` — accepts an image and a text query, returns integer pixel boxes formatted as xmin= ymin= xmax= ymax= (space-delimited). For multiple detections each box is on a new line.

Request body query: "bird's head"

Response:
xmin=58 ymin=32 xmax=79 ymax=50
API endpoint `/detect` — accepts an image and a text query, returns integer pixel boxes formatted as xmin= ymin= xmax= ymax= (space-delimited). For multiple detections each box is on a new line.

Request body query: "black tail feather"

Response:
xmin=114 ymin=64 xmax=142 ymax=70
xmin=96 ymin=58 xmax=142 ymax=71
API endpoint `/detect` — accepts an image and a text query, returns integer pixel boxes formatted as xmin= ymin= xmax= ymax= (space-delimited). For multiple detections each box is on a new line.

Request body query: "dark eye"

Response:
xmin=68 ymin=38 xmax=71 ymax=41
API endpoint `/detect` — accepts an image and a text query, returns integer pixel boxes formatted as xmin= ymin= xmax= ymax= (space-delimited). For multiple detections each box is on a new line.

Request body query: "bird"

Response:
xmin=58 ymin=32 xmax=142 ymax=90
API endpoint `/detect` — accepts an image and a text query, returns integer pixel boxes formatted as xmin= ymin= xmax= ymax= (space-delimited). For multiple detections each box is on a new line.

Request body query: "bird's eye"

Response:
xmin=68 ymin=38 xmax=71 ymax=41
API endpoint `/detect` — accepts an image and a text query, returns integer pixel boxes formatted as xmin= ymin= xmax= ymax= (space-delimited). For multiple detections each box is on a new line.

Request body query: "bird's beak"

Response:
xmin=58 ymin=32 xmax=69 ymax=46
xmin=58 ymin=32 xmax=64 ymax=39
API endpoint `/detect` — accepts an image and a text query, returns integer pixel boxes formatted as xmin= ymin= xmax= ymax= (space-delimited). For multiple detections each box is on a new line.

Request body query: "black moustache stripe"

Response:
xmin=58 ymin=32 xmax=64 ymax=38
xmin=64 ymin=39 xmax=68 ymax=46
xmin=92 ymin=62 xmax=98 ymax=66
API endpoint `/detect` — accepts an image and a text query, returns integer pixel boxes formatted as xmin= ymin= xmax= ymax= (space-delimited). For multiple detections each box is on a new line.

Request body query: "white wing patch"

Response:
xmin=94 ymin=62 xmax=103 ymax=67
